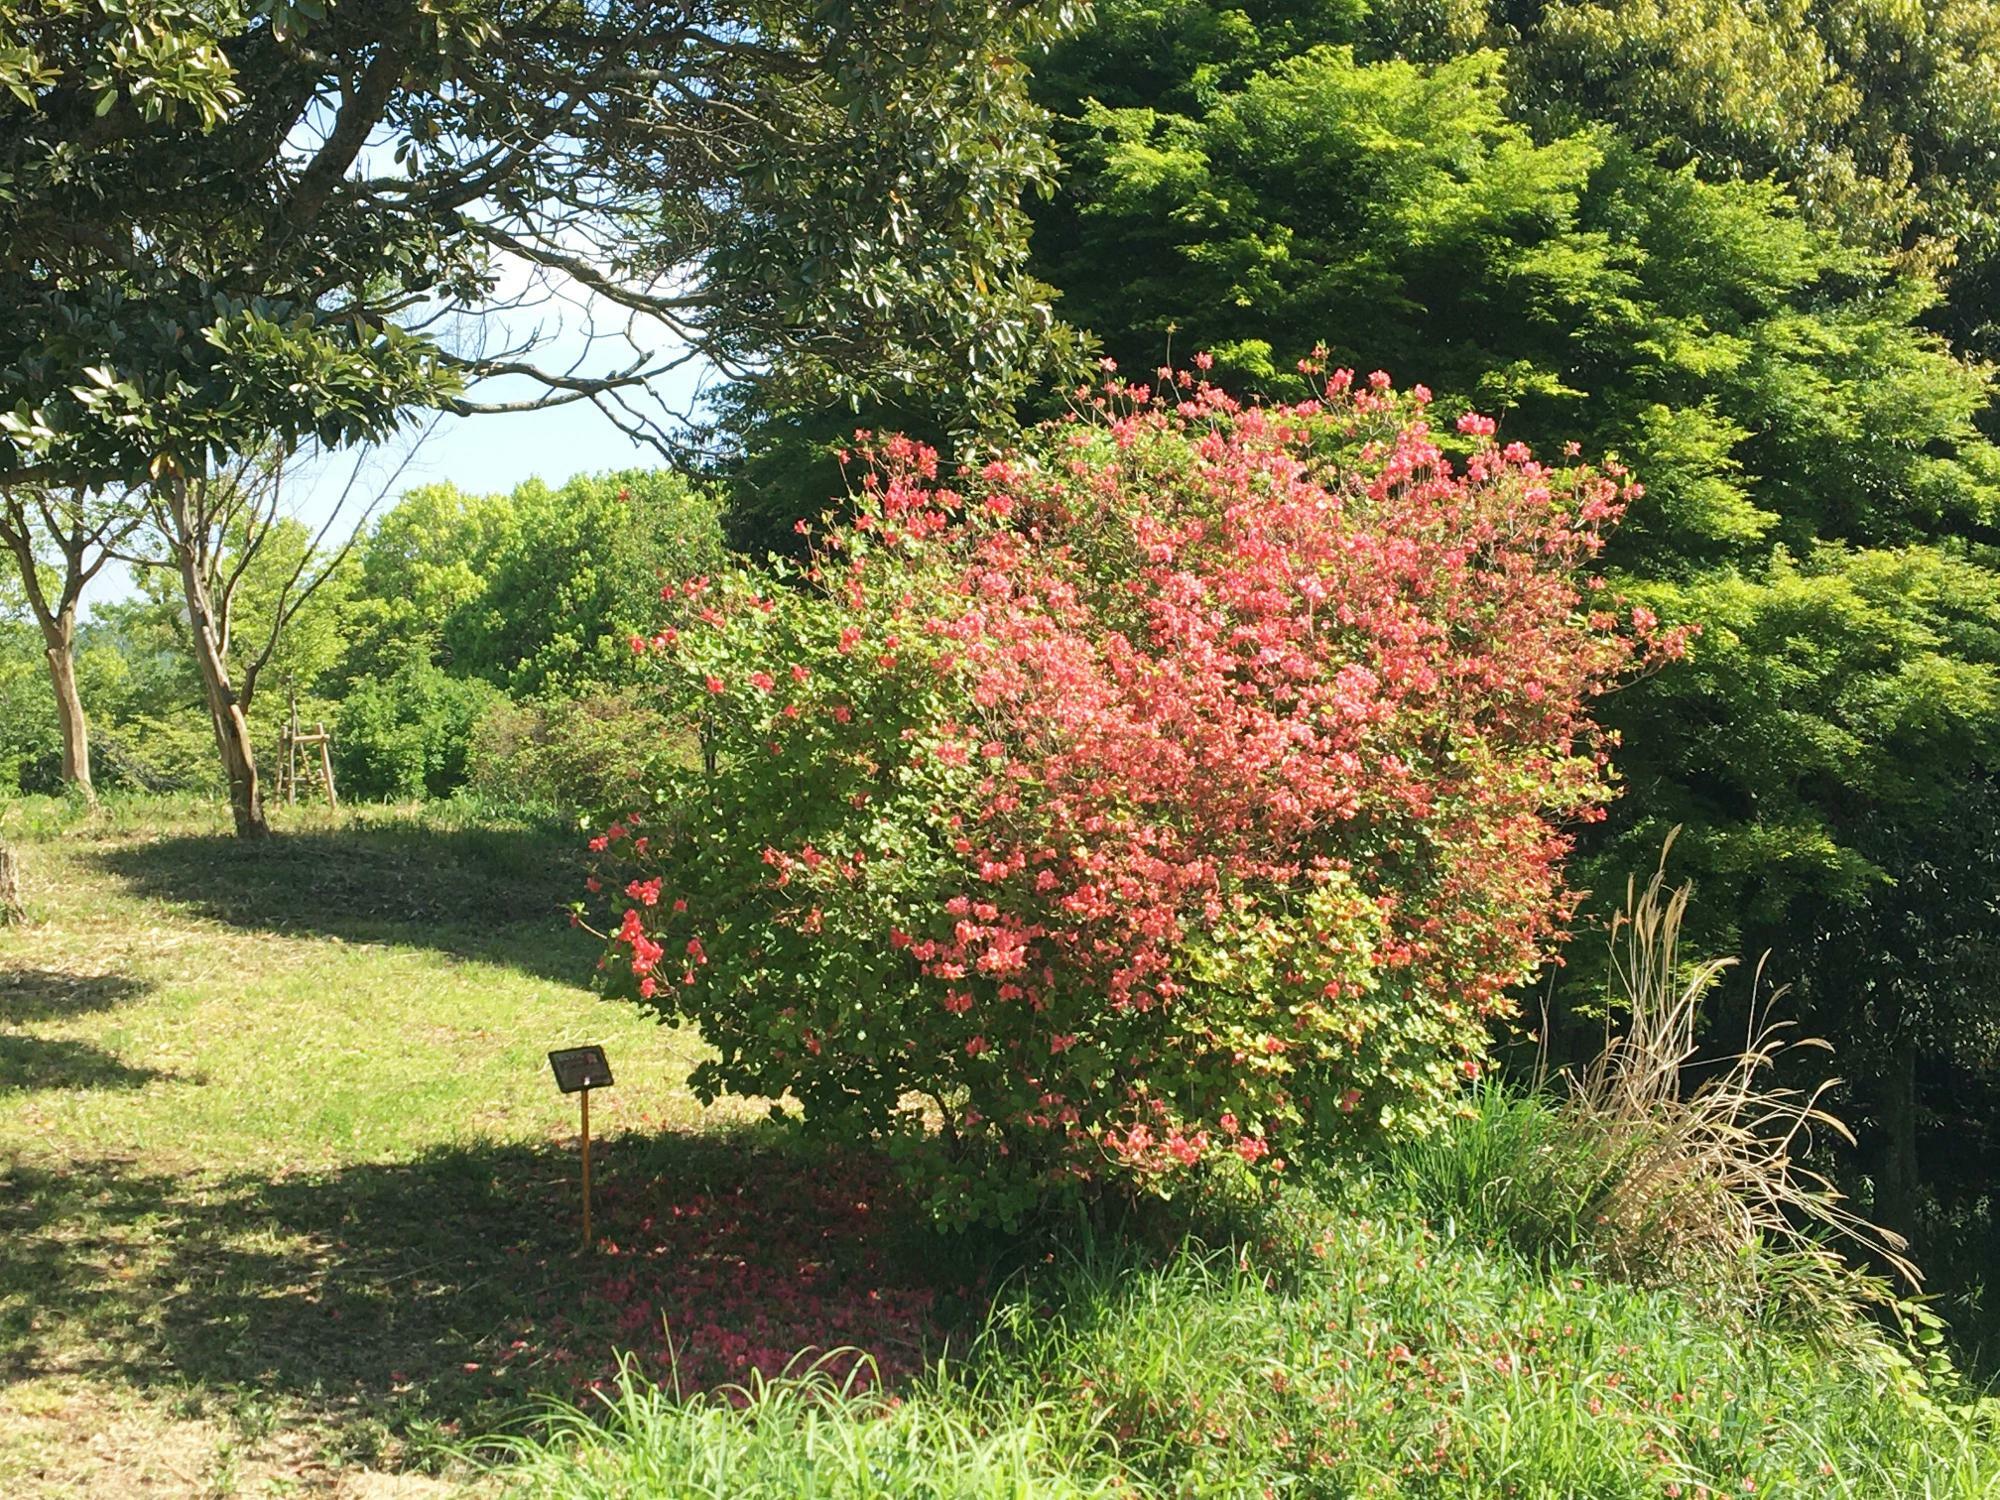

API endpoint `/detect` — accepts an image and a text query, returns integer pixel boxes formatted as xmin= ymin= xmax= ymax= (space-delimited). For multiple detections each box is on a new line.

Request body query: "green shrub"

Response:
xmin=0 ymin=625 xmax=62 ymax=794
xmin=469 ymin=691 xmax=691 ymax=818
xmin=334 ymin=653 xmax=502 ymax=801
xmin=589 ymin=381 xmax=1661 ymax=1226
xmin=92 ymin=708 xmax=226 ymax=793
xmin=1379 ymin=1082 xmax=1591 ymax=1255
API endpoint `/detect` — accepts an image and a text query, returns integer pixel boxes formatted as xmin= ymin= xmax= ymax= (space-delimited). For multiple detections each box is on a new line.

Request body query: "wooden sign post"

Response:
xmin=547 ymin=1046 xmax=614 ymax=1251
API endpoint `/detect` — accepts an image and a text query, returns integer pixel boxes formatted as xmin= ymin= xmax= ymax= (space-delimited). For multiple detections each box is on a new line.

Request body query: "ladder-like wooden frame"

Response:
xmin=274 ymin=688 xmax=339 ymax=809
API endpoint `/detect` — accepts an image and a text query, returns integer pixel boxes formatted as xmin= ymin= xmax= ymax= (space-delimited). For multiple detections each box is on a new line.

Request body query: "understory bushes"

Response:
xmin=471 ymin=691 xmax=694 ymax=818
xmin=335 ymin=652 xmax=504 ymax=801
xmin=329 ymin=678 xmax=696 ymax=815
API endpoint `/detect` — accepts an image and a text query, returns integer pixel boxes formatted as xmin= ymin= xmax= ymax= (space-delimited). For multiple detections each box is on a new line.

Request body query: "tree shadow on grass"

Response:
xmin=0 ymin=1129 xmax=985 ymax=1465
xmin=0 ymin=969 xmax=151 ymax=1025
xmin=0 ymin=1034 xmax=173 ymax=1093
xmin=95 ymin=822 xmax=596 ymax=986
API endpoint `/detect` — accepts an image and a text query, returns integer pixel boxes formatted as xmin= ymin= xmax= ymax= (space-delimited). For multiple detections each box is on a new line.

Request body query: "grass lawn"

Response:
xmin=6 ymin=795 xmax=1999 ymax=1499
xmin=0 ymin=794 xmax=775 ymax=1497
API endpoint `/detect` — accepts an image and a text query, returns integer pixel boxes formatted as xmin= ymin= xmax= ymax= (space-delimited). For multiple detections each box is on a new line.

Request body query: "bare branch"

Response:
xmin=238 ymin=428 xmax=435 ymax=711
xmin=461 ymin=221 xmax=716 ymax=322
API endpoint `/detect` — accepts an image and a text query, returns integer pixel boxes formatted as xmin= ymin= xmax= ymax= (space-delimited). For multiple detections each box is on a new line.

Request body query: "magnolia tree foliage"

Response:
xmin=0 ymin=0 xmax=1069 ymax=490
xmin=587 ymin=370 xmax=1665 ymax=1222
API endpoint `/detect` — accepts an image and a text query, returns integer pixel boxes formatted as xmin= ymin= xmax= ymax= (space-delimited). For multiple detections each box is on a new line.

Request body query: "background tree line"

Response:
xmin=0 ymin=466 xmax=722 ymax=813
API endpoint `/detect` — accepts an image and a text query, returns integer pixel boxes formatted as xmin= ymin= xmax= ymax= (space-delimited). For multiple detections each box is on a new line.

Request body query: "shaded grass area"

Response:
xmin=0 ymin=1132 xmax=944 ymax=1470
xmin=0 ymin=970 xmax=152 ymax=1025
xmin=0 ymin=798 xmax=702 ymax=1173
xmin=0 ymin=794 xmax=774 ymax=1495
xmin=96 ymin=811 xmax=596 ymax=987
xmin=0 ymin=1033 xmax=175 ymax=1093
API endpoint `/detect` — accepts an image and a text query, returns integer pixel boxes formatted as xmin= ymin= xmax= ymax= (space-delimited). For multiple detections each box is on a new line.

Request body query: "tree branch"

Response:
xmin=283 ymin=47 xmax=405 ymax=232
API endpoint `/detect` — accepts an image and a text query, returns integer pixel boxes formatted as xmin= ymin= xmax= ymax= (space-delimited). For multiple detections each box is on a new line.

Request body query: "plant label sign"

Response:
xmin=549 ymin=1046 xmax=613 ymax=1251
xmin=548 ymin=1045 xmax=613 ymax=1094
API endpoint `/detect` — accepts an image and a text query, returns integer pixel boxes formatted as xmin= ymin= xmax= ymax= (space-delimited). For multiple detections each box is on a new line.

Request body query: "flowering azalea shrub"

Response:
xmin=586 ymin=367 xmax=1669 ymax=1223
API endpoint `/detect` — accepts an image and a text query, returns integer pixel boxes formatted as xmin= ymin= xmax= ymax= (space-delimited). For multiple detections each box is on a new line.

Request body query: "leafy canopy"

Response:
xmin=0 ymin=0 xmax=1073 ymax=488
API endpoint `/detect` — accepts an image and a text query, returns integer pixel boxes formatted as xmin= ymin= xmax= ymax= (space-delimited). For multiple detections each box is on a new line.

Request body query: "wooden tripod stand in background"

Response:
xmin=275 ymin=688 xmax=339 ymax=809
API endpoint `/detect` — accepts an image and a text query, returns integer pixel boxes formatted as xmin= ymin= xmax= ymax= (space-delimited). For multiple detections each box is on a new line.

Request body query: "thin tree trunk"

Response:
xmin=40 ymin=608 xmax=94 ymax=805
xmin=178 ymin=548 xmax=268 ymax=839
xmin=0 ymin=839 xmax=22 ymax=925
xmin=1877 ymin=1036 xmax=1921 ymax=1232
xmin=0 ymin=505 xmax=104 ymax=806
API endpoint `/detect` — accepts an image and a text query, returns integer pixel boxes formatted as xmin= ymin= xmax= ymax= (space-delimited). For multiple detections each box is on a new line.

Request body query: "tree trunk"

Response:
xmin=0 ymin=840 xmax=22 ymax=925
xmin=178 ymin=551 xmax=268 ymax=839
xmin=1877 ymin=1036 xmax=1921 ymax=1233
xmin=40 ymin=608 xmax=94 ymax=805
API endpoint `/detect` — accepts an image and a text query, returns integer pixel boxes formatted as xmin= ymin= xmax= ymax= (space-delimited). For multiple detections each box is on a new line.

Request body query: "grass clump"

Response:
xmin=483 ymin=1357 xmax=1119 ymax=1499
xmin=489 ymin=1177 xmax=2000 ymax=1498
xmin=1389 ymin=835 xmax=1915 ymax=1337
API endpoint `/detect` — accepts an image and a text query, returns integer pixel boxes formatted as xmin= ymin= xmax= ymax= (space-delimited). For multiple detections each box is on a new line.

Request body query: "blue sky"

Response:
xmin=82 ymin=321 xmax=712 ymax=617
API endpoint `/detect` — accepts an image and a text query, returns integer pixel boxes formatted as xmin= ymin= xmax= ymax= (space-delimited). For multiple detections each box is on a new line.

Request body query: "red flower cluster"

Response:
xmin=589 ymin=368 xmax=1671 ymax=1222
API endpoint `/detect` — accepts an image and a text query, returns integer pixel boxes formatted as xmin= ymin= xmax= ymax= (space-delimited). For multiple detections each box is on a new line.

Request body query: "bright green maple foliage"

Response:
xmin=1031 ymin=1 xmax=2000 ymax=1184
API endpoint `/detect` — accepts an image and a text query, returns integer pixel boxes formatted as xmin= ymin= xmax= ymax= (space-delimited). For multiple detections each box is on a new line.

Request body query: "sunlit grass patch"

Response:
xmin=0 ymin=796 xmax=759 ymax=1489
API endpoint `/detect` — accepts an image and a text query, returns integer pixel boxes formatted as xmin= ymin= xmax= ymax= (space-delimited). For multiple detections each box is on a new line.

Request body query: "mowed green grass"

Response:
xmin=0 ymin=794 xmax=755 ymax=1497
xmin=8 ymin=795 xmax=2000 ymax=1500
